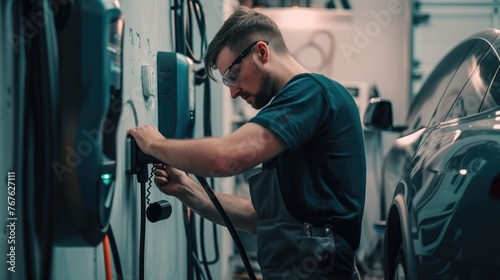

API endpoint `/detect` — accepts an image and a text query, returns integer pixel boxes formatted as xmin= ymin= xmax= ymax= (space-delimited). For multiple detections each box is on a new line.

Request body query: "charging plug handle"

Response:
xmin=127 ymin=135 xmax=162 ymax=182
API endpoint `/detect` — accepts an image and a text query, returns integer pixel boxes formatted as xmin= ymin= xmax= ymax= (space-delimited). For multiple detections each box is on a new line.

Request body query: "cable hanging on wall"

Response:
xmin=171 ymin=0 xmax=208 ymax=61
xmin=170 ymin=1 xmax=256 ymax=279
xmin=170 ymin=1 xmax=220 ymax=280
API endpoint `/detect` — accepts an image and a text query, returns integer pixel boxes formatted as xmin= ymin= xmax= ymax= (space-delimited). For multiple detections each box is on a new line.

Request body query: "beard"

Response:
xmin=252 ymin=70 xmax=276 ymax=109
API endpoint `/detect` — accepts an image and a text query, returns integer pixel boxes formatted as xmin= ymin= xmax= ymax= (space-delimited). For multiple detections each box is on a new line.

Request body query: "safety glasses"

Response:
xmin=222 ymin=40 xmax=268 ymax=87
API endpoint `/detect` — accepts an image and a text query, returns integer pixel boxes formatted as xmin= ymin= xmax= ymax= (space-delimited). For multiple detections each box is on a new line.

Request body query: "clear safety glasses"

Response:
xmin=221 ymin=40 xmax=268 ymax=87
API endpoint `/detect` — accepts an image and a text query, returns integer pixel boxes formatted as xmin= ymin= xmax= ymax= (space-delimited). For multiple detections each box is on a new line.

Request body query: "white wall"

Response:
xmin=412 ymin=0 xmax=500 ymax=96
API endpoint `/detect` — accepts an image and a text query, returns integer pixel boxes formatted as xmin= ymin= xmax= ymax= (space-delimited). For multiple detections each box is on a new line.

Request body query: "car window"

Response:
xmin=445 ymin=50 xmax=500 ymax=120
xmin=428 ymin=39 xmax=491 ymax=126
xmin=405 ymin=39 xmax=486 ymax=132
xmin=480 ymin=67 xmax=500 ymax=112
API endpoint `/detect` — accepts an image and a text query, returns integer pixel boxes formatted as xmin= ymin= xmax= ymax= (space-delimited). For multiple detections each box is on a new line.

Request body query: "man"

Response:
xmin=128 ymin=6 xmax=365 ymax=280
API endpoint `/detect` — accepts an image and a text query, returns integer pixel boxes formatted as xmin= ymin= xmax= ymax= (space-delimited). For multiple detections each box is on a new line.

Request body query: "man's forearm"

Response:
xmin=149 ymin=137 xmax=238 ymax=177
xmin=176 ymin=178 xmax=258 ymax=233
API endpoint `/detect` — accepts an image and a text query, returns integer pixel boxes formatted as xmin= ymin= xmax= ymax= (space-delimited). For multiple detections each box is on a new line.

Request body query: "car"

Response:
xmin=364 ymin=28 xmax=500 ymax=280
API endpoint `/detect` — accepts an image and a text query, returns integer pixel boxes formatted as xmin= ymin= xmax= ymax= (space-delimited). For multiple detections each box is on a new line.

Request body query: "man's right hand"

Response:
xmin=153 ymin=164 xmax=192 ymax=197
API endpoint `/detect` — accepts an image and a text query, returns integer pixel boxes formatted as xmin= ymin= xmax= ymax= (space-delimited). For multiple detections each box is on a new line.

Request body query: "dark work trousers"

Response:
xmin=248 ymin=164 xmax=361 ymax=280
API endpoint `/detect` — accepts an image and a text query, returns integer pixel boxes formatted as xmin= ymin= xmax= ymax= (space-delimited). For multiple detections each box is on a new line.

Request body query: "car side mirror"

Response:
xmin=364 ymin=98 xmax=407 ymax=132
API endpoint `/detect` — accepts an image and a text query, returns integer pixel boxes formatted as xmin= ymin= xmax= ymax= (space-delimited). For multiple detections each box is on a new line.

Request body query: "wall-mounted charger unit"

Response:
xmin=156 ymin=52 xmax=195 ymax=139
xmin=53 ymin=0 xmax=124 ymax=246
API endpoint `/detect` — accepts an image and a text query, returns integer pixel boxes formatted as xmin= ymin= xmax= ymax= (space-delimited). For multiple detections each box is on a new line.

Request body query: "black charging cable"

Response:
xmin=139 ymin=181 xmax=146 ymax=280
xmin=185 ymin=0 xmax=207 ymax=64
xmin=127 ymin=136 xmax=173 ymax=280
xmin=195 ymin=175 xmax=257 ymax=280
xmin=196 ymin=67 xmax=220 ymax=278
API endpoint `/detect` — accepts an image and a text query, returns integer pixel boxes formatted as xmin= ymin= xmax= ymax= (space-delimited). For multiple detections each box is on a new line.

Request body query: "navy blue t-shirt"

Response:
xmin=248 ymin=73 xmax=366 ymax=250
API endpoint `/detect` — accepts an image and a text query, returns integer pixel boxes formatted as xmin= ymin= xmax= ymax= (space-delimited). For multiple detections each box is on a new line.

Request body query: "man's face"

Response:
xmin=216 ymin=43 xmax=276 ymax=109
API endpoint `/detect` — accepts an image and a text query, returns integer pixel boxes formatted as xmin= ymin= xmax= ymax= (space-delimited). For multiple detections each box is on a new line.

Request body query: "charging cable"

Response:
xmin=127 ymin=136 xmax=172 ymax=280
xmin=194 ymin=175 xmax=257 ymax=280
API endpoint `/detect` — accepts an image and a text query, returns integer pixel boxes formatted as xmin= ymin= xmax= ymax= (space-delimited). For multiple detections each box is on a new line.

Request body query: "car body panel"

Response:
xmin=381 ymin=35 xmax=498 ymax=220
xmin=403 ymin=109 xmax=500 ymax=278
xmin=366 ymin=28 xmax=500 ymax=279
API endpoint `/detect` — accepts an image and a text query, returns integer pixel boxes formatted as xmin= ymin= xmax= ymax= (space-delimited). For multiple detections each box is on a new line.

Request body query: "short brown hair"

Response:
xmin=204 ymin=6 xmax=289 ymax=82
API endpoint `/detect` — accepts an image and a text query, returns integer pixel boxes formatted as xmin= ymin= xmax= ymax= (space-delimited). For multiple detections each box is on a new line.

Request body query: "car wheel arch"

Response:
xmin=384 ymin=194 xmax=418 ymax=280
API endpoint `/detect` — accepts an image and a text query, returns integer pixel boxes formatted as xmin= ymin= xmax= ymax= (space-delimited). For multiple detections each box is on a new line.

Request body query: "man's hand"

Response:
xmin=153 ymin=164 xmax=192 ymax=198
xmin=127 ymin=125 xmax=165 ymax=155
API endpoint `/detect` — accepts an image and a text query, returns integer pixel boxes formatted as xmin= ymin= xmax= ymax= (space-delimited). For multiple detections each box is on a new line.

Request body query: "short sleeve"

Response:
xmin=248 ymin=75 xmax=328 ymax=151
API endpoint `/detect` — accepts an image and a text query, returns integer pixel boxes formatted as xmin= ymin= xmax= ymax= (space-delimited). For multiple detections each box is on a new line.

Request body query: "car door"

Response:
xmin=381 ymin=37 xmax=493 ymax=219
xmin=381 ymin=38 xmax=488 ymax=219
xmin=404 ymin=44 xmax=500 ymax=279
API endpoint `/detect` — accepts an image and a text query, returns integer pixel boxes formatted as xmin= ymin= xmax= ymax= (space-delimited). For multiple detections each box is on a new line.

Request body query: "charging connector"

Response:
xmin=126 ymin=135 xmax=172 ymax=223
xmin=126 ymin=135 xmax=161 ymax=183
xmin=126 ymin=135 xmax=173 ymax=280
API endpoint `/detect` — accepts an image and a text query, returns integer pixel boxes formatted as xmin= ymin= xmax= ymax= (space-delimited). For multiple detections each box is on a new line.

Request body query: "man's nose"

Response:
xmin=229 ymin=87 xmax=240 ymax=99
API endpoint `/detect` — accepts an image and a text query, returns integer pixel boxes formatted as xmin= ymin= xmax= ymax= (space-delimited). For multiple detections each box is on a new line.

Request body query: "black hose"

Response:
xmin=140 ymin=182 xmax=146 ymax=280
xmin=184 ymin=205 xmax=195 ymax=280
xmin=199 ymin=61 xmax=216 ymax=280
xmin=190 ymin=211 xmax=202 ymax=280
xmin=203 ymin=74 xmax=212 ymax=137
xmin=171 ymin=1 xmax=221 ymax=279
xmin=192 ymin=251 xmax=208 ymax=280
xmin=199 ymin=216 xmax=213 ymax=280
xmin=207 ymin=177 xmax=220 ymax=266
xmin=195 ymin=176 xmax=256 ymax=280
xmin=185 ymin=0 xmax=207 ymax=64
xmin=172 ymin=0 xmax=186 ymax=54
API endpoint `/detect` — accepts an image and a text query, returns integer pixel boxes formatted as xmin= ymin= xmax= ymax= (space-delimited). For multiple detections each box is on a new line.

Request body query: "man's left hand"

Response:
xmin=127 ymin=125 xmax=165 ymax=155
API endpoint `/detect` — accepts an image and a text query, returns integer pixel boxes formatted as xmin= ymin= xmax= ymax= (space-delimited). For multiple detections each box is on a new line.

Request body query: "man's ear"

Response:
xmin=257 ymin=41 xmax=269 ymax=63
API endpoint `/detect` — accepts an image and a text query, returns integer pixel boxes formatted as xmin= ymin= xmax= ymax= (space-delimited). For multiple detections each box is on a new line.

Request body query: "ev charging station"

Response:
xmin=1 ymin=0 xmax=126 ymax=279
xmin=157 ymin=52 xmax=196 ymax=139
xmin=53 ymin=0 xmax=124 ymax=247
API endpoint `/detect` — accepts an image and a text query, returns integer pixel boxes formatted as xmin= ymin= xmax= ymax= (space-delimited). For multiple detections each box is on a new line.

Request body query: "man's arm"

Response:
xmin=154 ymin=166 xmax=258 ymax=233
xmin=128 ymin=122 xmax=286 ymax=177
xmin=182 ymin=179 xmax=258 ymax=233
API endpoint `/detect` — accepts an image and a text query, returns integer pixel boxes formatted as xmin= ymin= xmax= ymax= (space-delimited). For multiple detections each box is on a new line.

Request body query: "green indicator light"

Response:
xmin=101 ymin=174 xmax=113 ymax=185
